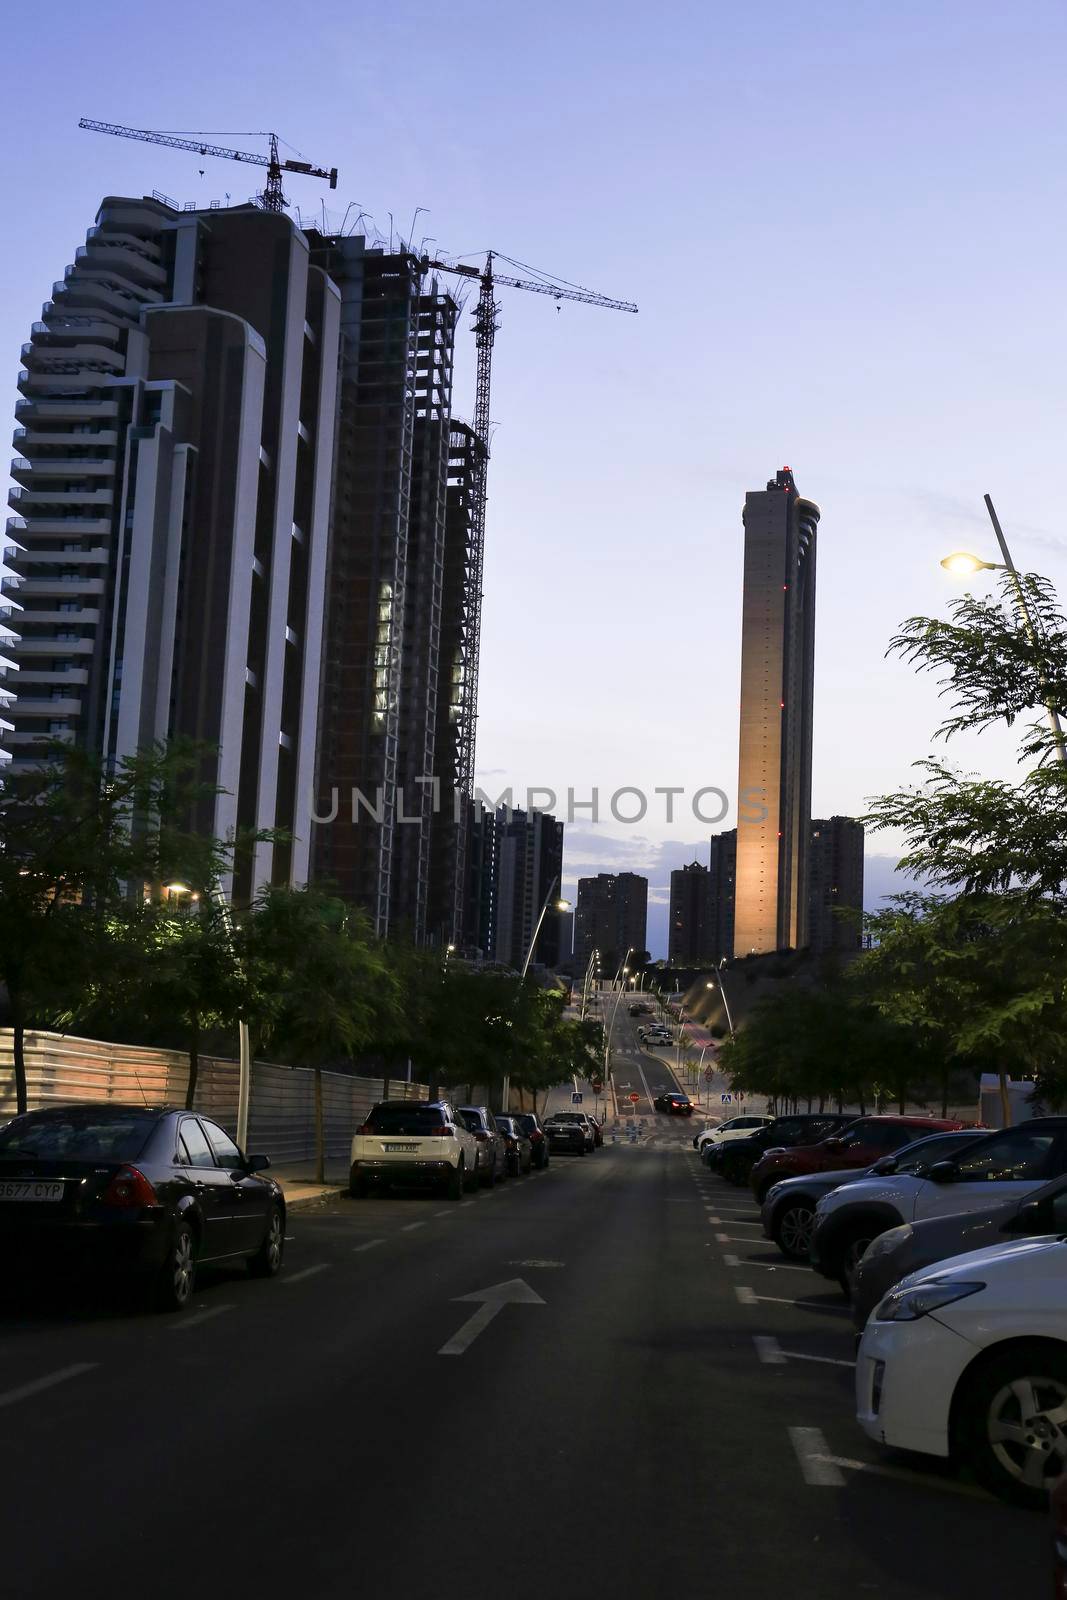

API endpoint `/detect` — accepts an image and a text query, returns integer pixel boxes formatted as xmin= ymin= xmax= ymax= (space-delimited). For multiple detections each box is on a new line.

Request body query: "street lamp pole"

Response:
xmin=505 ymin=876 xmax=570 ymax=1114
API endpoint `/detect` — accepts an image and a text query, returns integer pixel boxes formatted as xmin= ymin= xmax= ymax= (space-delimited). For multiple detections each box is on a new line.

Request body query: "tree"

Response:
xmin=243 ymin=888 xmax=399 ymax=1181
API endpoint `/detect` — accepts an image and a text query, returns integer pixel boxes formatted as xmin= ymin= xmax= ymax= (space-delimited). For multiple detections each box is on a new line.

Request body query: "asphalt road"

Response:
xmin=0 ymin=1128 xmax=1049 ymax=1598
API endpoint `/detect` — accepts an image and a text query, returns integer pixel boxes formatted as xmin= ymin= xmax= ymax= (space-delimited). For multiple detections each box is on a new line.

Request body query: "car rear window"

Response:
xmin=365 ymin=1106 xmax=448 ymax=1134
xmin=0 ymin=1110 xmax=158 ymax=1161
xmin=514 ymin=1115 xmax=537 ymax=1133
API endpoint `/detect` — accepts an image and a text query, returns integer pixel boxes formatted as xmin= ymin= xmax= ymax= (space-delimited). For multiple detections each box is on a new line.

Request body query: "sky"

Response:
xmin=5 ymin=0 xmax=1067 ymax=955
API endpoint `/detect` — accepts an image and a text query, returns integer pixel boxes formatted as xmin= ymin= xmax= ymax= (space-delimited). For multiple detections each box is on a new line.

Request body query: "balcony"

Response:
xmin=14 ymin=398 xmax=119 ymax=423
xmin=11 ymin=578 xmax=105 ymax=600
xmin=5 ymin=547 xmax=108 ymax=569
xmin=17 ymin=371 xmax=108 ymax=399
xmin=9 ymin=697 xmax=83 ymax=717
xmin=52 ymin=279 xmax=145 ymax=320
xmin=7 ymin=516 xmax=111 ymax=539
xmin=9 ymin=668 xmax=87 ymax=686
xmin=12 ymin=431 xmax=119 ymax=456
xmin=22 ymin=340 xmax=124 ymax=372
xmin=10 ymin=458 xmax=116 ymax=485
xmin=33 ymin=315 xmax=121 ymax=344
xmin=6 ymin=635 xmax=94 ymax=655
xmin=9 ymin=486 xmax=115 ymax=510
xmin=13 ymin=606 xmax=100 ymax=627
xmin=77 ymin=241 xmax=168 ymax=288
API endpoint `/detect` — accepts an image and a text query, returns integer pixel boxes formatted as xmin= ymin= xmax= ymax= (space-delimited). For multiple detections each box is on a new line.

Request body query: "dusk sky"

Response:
xmin=6 ymin=0 xmax=1067 ymax=954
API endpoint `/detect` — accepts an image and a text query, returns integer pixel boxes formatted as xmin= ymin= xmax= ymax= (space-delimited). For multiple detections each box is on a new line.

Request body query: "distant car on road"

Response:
xmin=495 ymin=1116 xmax=533 ymax=1175
xmin=653 ymin=1092 xmax=693 ymax=1117
xmin=0 ymin=1103 xmax=284 ymax=1312
xmin=351 ymin=1100 xmax=479 ymax=1200
xmin=457 ymin=1105 xmax=509 ymax=1186
xmin=544 ymin=1113 xmax=594 ymax=1154
xmin=511 ymin=1112 xmax=550 ymax=1169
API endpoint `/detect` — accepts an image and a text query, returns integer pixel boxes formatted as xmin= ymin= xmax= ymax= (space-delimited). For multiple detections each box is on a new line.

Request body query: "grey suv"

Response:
xmin=457 ymin=1105 xmax=508 ymax=1187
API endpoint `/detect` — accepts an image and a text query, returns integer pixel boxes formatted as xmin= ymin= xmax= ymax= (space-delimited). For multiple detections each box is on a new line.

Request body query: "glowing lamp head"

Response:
xmin=941 ymin=550 xmax=994 ymax=577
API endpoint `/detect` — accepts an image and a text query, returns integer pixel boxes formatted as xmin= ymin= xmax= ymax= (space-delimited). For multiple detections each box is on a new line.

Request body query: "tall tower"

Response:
xmin=734 ymin=467 xmax=819 ymax=955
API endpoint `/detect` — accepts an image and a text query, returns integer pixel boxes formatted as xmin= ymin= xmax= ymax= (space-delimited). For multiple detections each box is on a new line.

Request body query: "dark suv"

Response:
xmin=456 ymin=1105 xmax=508 ymax=1187
xmin=717 ymin=1114 xmax=852 ymax=1188
xmin=749 ymin=1115 xmax=970 ymax=1204
xmin=511 ymin=1112 xmax=550 ymax=1169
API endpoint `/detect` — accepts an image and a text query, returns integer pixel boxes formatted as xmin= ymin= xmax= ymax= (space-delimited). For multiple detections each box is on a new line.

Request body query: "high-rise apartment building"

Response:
xmin=808 ymin=816 xmax=865 ymax=955
xmin=668 ymin=861 xmax=712 ymax=964
xmin=4 ymin=196 xmax=340 ymax=896
xmin=574 ymin=872 xmax=648 ymax=974
xmin=493 ymin=807 xmax=565 ymax=970
xmin=707 ymin=829 xmax=738 ymax=963
xmin=734 ymin=467 xmax=819 ymax=956
xmin=304 ymin=235 xmax=463 ymax=939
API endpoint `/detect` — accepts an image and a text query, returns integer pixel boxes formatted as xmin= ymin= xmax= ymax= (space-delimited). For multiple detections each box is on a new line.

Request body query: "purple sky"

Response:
xmin=6 ymin=1 xmax=1067 ymax=956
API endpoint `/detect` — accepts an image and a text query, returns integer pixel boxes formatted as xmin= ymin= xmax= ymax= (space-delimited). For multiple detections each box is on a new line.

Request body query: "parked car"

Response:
xmin=544 ymin=1114 xmax=589 ymax=1155
xmin=587 ymin=1114 xmax=604 ymax=1147
xmin=749 ymin=1115 xmax=970 ymax=1205
xmin=813 ymin=1118 xmax=1067 ymax=1292
xmin=511 ymin=1112 xmax=550 ymax=1169
xmin=0 ymin=1103 xmax=284 ymax=1311
xmin=695 ymin=1114 xmax=773 ymax=1158
xmin=760 ymin=1129 xmax=984 ymax=1261
xmin=856 ymin=1235 xmax=1067 ymax=1506
xmin=654 ymin=1091 xmax=693 ymax=1116
xmin=853 ymin=1171 xmax=1067 ymax=1330
xmin=495 ymin=1116 xmax=533 ymax=1175
xmin=351 ymin=1100 xmax=479 ymax=1199
xmin=718 ymin=1114 xmax=852 ymax=1187
xmin=457 ymin=1105 xmax=509 ymax=1186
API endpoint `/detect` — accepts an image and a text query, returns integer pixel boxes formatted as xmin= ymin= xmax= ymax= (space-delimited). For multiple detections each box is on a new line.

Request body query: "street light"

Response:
xmin=940 ymin=494 xmax=1067 ymax=768
xmin=164 ymin=882 xmax=250 ymax=1146
xmin=503 ymin=878 xmax=571 ymax=1114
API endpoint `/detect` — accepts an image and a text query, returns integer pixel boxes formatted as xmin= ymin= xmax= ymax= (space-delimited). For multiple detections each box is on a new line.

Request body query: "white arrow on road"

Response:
xmin=438 ymin=1278 xmax=545 ymax=1356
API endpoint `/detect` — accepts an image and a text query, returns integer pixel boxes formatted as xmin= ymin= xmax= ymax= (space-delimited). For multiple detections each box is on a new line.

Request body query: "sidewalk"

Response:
xmin=271 ymin=1160 xmax=349 ymax=1210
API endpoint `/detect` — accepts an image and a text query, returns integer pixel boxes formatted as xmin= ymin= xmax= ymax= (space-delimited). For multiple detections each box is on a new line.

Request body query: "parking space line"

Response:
xmin=754 ymin=1335 xmax=788 ymax=1365
xmin=400 ymin=1221 xmax=426 ymax=1232
xmin=739 ymin=1290 xmax=851 ymax=1314
xmin=810 ymin=1448 xmax=990 ymax=1500
xmin=283 ymin=1264 xmax=332 ymax=1284
xmin=434 ymin=1209 xmax=456 ymax=1218
xmin=722 ymin=1254 xmax=811 ymax=1272
xmin=169 ymin=1304 xmax=234 ymax=1331
xmin=353 ymin=1239 xmax=385 ymax=1253
xmin=0 ymin=1363 xmax=99 ymax=1406
xmin=789 ymin=1427 xmax=846 ymax=1487
xmin=735 ymin=1286 xmax=759 ymax=1306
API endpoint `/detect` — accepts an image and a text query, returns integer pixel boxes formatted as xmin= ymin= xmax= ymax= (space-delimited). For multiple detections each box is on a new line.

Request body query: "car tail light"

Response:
xmin=473 ymin=1129 xmax=488 ymax=1141
xmin=425 ymin=1126 xmax=454 ymax=1137
xmin=101 ymin=1166 xmax=158 ymax=1208
xmin=357 ymin=1123 xmax=373 ymax=1135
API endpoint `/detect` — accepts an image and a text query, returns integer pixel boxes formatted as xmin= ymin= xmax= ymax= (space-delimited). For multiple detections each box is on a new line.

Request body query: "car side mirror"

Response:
xmin=1005 ymin=1199 xmax=1051 ymax=1234
xmin=870 ymin=1155 xmax=898 ymax=1175
xmin=246 ymin=1153 xmax=271 ymax=1172
xmin=927 ymin=1160 xmax=957 ymax=1184
xmin=823 ymin=1137 xmax=843 ymax=1150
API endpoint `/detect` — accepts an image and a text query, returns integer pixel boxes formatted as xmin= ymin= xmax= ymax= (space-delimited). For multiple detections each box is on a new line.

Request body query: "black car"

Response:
xmin=0 ymin=1104 xmax=284 ymax=1312
xmin=544 ymin=1116 xmax=588 ymax=1155
xmin=512 ymin=1112 xmax=551 ymax=1169
xmin=717 ymin=1113 xmax=852 ymax=1186
xmin=654 ymin=1092 xmax=693 ymax=1116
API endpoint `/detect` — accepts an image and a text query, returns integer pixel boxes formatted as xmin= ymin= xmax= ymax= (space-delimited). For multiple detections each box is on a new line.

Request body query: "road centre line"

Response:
xmin=283 ymin=1264 xmax=332 ymax=1284
xmin=789 ymin=1427 xmax=847 ymax=1487
xmin=353 ymin=1239 xmax=385 ymax=1253
xmin=169 ymin=1304 xmax=234 ymax=1330
xmin=0 ymin=1363 xmax=99 ymax=1406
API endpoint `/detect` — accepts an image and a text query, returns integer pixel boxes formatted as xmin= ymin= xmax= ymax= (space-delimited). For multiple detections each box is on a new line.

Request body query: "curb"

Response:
xmin=281 ymin=1187 xmax=345 ymax=1211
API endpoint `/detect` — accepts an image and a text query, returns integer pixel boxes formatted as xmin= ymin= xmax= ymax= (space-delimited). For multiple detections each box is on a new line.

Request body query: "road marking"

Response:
xmin=754 ymin=1334 xmax=788 ymax=1364
xmin=735 ymin=1286 xmax=759 ymax=1306
xmin=169 ymin=1304 xmax=234 ymax=1330
xmin=0 ymin=1362 xmax=98 ymax=1406
xmin=353 ymin=1239 xmax=385 ymax=1253
xmin=739 ymin=1290 xmax=851 ymax=1314
xmin=716 ymin=1217 xmax=761 ymax=1226
xmin=438 ymin=1278 xmax=546 ymax=1356
xmin=460 ymin=1201 xmax=476 ymax=1208
xmin=721 ymin=1255 xmax=811 ymax=1272
xmin=283 ymin=1264 xmax=331 ymax=1284
xmin=782 ymin=1350 xmax=856 ymax=1367
xmin=789 ymin=1427 xmax=846 ymax=1487
xmin=807 ymin=1448 xmax=990 ymax=1500
xmin=434 ymin=1209 xmax=456 ymax=1218
xmin=401 ymin=1221 xmax=426 ymax=1232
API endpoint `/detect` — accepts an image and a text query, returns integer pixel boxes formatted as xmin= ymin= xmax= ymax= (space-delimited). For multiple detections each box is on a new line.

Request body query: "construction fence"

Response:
xmin=0 ymin=1030 xmax=431 ymax=1168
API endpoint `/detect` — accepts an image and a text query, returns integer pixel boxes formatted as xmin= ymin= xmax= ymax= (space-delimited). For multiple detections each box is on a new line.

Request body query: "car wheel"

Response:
xmin=494 ymin=1154 xmax=507 ymax=1184
xmin=478 ymin=1153 xmax=493 ymax=1188
xmin=577 ymin=1143 xmax=587 ymax=1156
xmin=447 ymin=1159 xmax=465 ymax=1201
xmin=835 ymin=1225 xmax=880 ymax=1295
xmin=249 ymin=1204 xmax=285 ymax=1278
xmin=772 ymin=1201 xmax=816 ymax=1260
xmin=957 ymin=1344 xmax=1067 ymax=1507
xmin=463 ymin=1161 xmax=478 ymax=1193
xmin=155 ymin=1220 xmax=196 ymax=1312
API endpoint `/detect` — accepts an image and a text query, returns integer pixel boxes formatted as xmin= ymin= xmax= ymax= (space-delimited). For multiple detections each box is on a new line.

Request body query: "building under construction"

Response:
xmin=306 ymin=233 xmax=481 ymax=943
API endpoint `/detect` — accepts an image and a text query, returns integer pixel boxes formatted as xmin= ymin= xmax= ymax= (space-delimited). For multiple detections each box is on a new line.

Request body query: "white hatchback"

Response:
xmin=350 ymin=1100 xmax=479 ymax=1200
xmin=695 ymin=1115 xmax=772 ymax=1154
xmin=857 ymin=1235 xmax=1067 ymax=1505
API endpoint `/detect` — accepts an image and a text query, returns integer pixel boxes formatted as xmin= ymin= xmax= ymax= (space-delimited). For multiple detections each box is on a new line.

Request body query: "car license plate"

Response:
xmin=384 ymin=1144 xmax=417 ymax=1154
xmin=0 ymin=1181 xmax=64 ymax=1202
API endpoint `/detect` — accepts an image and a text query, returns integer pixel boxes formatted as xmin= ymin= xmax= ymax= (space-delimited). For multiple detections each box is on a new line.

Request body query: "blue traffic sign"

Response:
xmin=572 ymin=1091 xmax=583 ymax=1104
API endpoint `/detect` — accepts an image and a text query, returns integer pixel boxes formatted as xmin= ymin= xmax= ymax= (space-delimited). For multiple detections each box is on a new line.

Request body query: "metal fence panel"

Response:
xmin=0 ymin=1031 xmax=430 ymax=1168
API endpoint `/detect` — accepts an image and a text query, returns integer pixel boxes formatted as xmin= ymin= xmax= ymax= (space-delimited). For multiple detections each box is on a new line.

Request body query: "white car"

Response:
xmin=857 ymin=1234 xmax=1067 ymax=1506
xmin=694 ymin=1115 xmax=772 ymax=1154
xmin=349 ymin=1100 xmax=479 ymax=1199
xmin=811 ymin=1119 xmax=1067 ymax=1286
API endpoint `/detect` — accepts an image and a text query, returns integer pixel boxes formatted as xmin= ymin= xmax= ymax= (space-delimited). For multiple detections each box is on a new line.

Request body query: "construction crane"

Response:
xmin=78 ymin=119 xmax=337 ymax=212
xmin=419 ymin=250 xmax=638 ymax=792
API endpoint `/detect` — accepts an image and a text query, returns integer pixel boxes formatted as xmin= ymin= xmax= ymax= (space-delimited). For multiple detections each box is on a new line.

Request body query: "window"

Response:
xmin=364 ymin=1106 xmax=450 ymax=1135
xmin=864 ymin=1123 xmax=921 ymax=1153
xmin=202 ymin=1121 xmax=243 ymax=1169
xmin=953 ymin=1127 xmax=1059 ymax=1183
xmin=896 ymin=1132 xmax=976 ymax=1173
xmin=0 ymin=1110 xmax=155 ymax=1161
xmin=177 ymin=1119 xmax=216 ymax=1169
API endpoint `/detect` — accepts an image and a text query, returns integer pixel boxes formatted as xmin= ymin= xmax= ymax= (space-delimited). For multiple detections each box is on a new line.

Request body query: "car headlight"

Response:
xmin=861 ymin=1224 xmax=913 ymax=1263
xmin=873 ymin=1280 xmax=985 ymax=1322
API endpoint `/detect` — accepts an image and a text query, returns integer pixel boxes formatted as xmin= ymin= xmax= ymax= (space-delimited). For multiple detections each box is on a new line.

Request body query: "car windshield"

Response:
xmin=0 ymin=1110 xmax=157 ymax=1162
xmin=365 ymin=1106 xmax=448 ymax=1134
xmin=892 ymin=1131 xmax=981 ymax=1173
